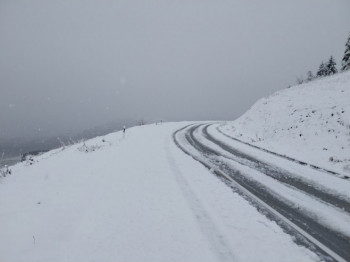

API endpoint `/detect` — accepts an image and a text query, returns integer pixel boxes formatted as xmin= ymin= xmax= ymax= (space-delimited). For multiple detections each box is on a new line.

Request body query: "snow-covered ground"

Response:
xmin=2 ymin=73 xmax=348 ymax=261
xmin=194 ymin=124 xmax=350 ymax=237
xmin=177 ymin=123 xmax=350 ymax=262
xmin=0 ymin=123 xmax=320 ymax=262
xmin=221 ymin=71 xmax=350 ymax=175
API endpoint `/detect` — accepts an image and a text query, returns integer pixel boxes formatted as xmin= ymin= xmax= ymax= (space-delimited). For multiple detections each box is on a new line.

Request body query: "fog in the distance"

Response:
xmin=1 ymin=0 xmax=349 ymax=141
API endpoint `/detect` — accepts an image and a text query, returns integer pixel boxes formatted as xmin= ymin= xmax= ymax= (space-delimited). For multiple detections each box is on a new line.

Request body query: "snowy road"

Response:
xmin=174 ymin=123 xmax=350 ymax=262
xmin=0 ymin=122 xmax=347 ymax=262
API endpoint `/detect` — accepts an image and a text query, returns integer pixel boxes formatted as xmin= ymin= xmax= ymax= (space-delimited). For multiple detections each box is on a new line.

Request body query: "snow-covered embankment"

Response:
xmin=221 ymin=71 xmax=350 ymax=175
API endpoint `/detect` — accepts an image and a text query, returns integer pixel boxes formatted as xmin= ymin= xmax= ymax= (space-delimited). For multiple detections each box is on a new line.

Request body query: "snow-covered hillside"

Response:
xmin=0 ymin=123 xmax=319 ymax=262
xmin=221 ymin=71 xmax=350 ymax=175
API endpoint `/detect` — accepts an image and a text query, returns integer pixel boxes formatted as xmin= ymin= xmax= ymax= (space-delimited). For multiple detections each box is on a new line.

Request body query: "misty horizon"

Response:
xmin=1 ymin=0 xmax=350 ymax=140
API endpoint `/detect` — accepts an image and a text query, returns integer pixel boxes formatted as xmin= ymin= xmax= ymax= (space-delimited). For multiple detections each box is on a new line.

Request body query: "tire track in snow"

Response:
xmin=175 ymin=124 xmax=349 ymax=262
xmin=216 ymin=124 xmax=348 ymax=179
xmin=201 ymin=124 xmax=350 ymax=213
xmin=165 ymin=136 xmax=236 ymax=262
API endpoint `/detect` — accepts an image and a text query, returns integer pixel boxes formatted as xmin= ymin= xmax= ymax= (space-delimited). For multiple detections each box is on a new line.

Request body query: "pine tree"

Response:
xmin=316 ymin=62 xmax=326 ymax=77
xmin=326 ymin=56 xmax=337 ymax=75
xmin=306 ymin=70 xmax=315 ymax=82
xmin=341 ymin=33 xmax=350 ymax=71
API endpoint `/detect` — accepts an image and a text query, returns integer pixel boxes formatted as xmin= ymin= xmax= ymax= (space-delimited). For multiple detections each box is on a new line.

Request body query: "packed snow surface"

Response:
xmin=193 ymin=125 xmax=350 ymax=238
xmin=221 ymin=71 xmax=350 ymax=175
xmin=0 ymin=123 xmax=319 ymax=262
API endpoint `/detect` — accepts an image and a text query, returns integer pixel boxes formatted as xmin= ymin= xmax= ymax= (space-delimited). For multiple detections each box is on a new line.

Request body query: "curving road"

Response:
xmin=174 ymin=123 xmax=350 ymax=262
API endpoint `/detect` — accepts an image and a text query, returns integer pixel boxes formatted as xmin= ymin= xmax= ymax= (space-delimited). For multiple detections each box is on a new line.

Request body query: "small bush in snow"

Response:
xmin=26 ymin=156 xmax=35 ymax=165
xmin=0 ymin=165 xmax=12 ymax=178
xmin=78 ymin=142 xmax=102 ymax=153
xmin=329 ymin=156 xmax=349 ymax=163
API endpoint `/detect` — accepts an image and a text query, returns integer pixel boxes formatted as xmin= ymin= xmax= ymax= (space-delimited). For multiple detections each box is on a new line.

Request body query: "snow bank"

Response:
xmin=222 ymin=71 xmax=350 ymax=175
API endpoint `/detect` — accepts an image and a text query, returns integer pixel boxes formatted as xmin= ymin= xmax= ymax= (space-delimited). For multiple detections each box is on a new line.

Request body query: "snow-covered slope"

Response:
xmin=221 ymin=71 xmax=350 ymax=175
xmin=0 ymin=123 xmax=318 ymax=262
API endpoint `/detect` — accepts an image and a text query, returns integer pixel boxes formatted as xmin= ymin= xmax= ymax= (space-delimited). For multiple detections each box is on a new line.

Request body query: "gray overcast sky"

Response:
xmin=1 ymin=0 xmax=349 ymax=139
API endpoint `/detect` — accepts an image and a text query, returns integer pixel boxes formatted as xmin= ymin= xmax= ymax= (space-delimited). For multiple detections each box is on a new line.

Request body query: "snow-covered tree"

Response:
xmin=306 ymin=70 xmax=315 ymax=82
xmin=326 ymin=56 xmax=337 ymax=75
xmin=316 ymin=62 xmax=327 ymax=77
xmin=341 ymin=33 xmax=350 ymax=71
xmin=296 ymin=76 xmax=304 ymax=85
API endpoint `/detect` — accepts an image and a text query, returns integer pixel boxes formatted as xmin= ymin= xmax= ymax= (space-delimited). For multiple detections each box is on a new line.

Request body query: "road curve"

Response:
xmin=201 ymin=124 xmax=350 ymax=213
xmin=174 ymin=123 xmax=350 ymax=262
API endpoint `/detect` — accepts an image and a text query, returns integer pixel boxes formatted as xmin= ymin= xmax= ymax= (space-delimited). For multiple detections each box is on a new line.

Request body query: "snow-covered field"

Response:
xmin=0 ymin=123 xmax=320 ymax=262
xmin=221 ymin=71 xmax=350 ymax=176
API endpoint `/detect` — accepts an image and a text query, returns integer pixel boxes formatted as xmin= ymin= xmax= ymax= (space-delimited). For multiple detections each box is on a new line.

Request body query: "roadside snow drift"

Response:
xmin=221 ymin=71 xmax=350 ymax=175
xmin=0 ymin=123 xmax=319 ymax=262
